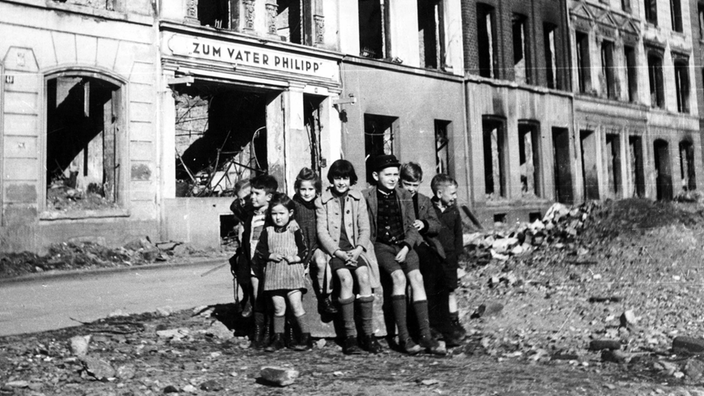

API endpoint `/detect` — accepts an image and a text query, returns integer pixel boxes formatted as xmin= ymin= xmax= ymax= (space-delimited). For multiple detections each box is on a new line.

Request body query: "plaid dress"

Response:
xmin=255 ymin=220 xmax=308 ymax=292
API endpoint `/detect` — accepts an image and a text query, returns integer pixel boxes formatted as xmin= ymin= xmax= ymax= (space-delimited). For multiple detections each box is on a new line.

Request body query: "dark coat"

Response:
xmin=415 ymin=192 xmax=446 ymax=259
xmin=362 ymin=186 xmax=422 ymax=249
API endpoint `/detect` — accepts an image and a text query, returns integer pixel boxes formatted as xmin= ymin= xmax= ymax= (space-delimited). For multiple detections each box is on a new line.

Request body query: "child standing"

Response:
xmin=229 ymin=179 xmax=253 ymax=316
xmin=430 ymin=174 xmax=466 ymax=339
xmin=316 ymin=160 xmax=382 ymax=354
xmin=363 ymin=155 xmax=444 ymax=355
xmin=253 ymin=193 xmax=311 ymax=351
xmin=292 ymin=168 xmax=337 ymax=316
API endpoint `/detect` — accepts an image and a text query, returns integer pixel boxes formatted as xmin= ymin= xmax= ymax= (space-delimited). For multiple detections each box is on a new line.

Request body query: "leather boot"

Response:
xmin=359 ymin=334 xmax=383 ymax=354
xmin=293 ymin=333 xmax=313 ymax=351
xmin=265 ymin=333 xmax=285 ymax=352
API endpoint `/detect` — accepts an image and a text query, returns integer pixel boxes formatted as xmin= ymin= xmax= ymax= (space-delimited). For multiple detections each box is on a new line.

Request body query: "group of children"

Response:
xmin=229 ymin=154 xmax=466 ymax=355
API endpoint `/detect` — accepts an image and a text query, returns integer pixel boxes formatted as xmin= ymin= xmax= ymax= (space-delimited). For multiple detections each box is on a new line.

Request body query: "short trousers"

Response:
xmin=374 ymin=242 xmax=420 ymax=274
xmin=329 ymin=252 xmax=370 ymax=272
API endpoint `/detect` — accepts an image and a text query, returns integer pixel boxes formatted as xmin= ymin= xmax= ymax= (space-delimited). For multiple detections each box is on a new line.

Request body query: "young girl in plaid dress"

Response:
xmin=253 ymin=193 xmax=310 ymax=351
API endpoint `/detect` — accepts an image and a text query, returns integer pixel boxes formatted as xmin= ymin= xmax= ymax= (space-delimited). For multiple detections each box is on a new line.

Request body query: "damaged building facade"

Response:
xmin=0 ymin=1 xmax=157 ymax=252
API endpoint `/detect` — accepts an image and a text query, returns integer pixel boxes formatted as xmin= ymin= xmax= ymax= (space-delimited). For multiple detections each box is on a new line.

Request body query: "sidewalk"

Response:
xmin=0 ymin=258 xmax=232 ymax=337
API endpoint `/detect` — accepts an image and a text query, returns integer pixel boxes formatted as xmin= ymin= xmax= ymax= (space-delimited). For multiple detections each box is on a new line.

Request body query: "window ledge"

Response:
xmin=40 ymin=208 xmax=130 ymax=221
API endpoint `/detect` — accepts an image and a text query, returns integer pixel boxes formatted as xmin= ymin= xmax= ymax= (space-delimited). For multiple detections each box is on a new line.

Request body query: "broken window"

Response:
xmin=512 ymin=13 xmax=530 ymax=84
xmin=482 ymin=116 xmax=507 ymax=199
xmin=670 ymin=0 xmax=683 ymax=32
xmin=648 ymin=52 xmax=665 ymax=108
xmin=543 ymin=23 xmax=558 ymax=89
xmin=552 ymin=127 xmax=573 ymax=204
xmin=674 ymin=58 xmax=690 ymax=113
xmin=198 ymin=0 xmax=231 ymax=29
xmin=518 ymin=122 xmax=541 ymax=198
xmin=46 ymin=75 xmax=121 ymax=212
xmin=622 ymin=0 xmax=631 ymax=12
xmin=628 ymin=136 xmax=645 ymax=197
xmin=435 ymin=120 xmax=451 ymax=175
xmin=418 ymin=0 xmax=445 ymax=69
xmin=275 ymin=0 xmax=302 ymax=44
xmin=605 ymin=134 xmax=622 ymax=197
xmin=576 ymin=31 xmax=591 ymax=93
xmin=645 ymin=0 xmax=658 ymax=25
xmin=654 ymin=139 xmax=672 ymax=200
xmin=580 ymin=130 xmax=600 ymax=200
xmin=477 ymin=3 xmax=497 ymax=78
xmin=364 ymin=114 xmax=396 ymax=183
xmin=601 ymin=40 xmax=616 ymax=99
xmin=359 ymin=0 xmax=384 ymax=58
xmin=173 ymin=84 xmax=269 ymax=197
xmin=625 ymin=45 xmax=638 ymax=102
xmin=304 ymin=94 xmax=325 ymax=174
xmin=679 ymin=140 xmax=696 ymax=191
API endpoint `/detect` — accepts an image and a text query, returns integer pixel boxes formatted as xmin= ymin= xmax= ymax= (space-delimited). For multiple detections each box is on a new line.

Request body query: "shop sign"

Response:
xmin=165 ymin=33 xmax=338 ymax=81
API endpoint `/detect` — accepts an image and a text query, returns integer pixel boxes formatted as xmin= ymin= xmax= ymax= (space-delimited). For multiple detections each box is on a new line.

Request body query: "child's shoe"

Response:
xmin=265 ymin=334 xmax=285 ymax=352
xmin=399 ymin=338 xmax=422 ymax=355
xmin=342 ymin=336 xmax=363 ymax=355
xmin=293 ymin=333 xmax=313 ymax=351
xmin=442 ymin=331 xmax=464 ymax=348
xmin=359 ymin=334 xmax=383 ymax=354
xmin=451 ymin=318 xmax=466 ymax=338
xmin=318 ymin=295 xmax=338 ymax=315
xmin=419 ymin=335 xmax=446 ymax=356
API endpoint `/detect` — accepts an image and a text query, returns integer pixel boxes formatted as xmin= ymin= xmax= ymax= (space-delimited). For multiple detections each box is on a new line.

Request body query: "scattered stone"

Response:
xmin=588 ymin=296 xmax=622 ymax=303
xmin=108 ymin=309 xmax=127 ymax=318
xmin=116 ymin=364 xmax=136 ymax=380
xmin=601 ymin=349 xmax=629 ymax=364
xmin=315 ymin=338 xmax=326 ymax=349
xmin=82 ymin=356 xmax=116 ymax=381
xmin=69 ymin=335 xmax=91 ymax=357
xmin=588 ymin=340 xmax=621 ymax=351
xmin=471 ymin=302 xmax=503 ymax=319
xmin=684 ymin=358 xmax=704 ymax=380
xmin=5 ymin=381 xmax=29 ymax=388
xmin=419 ymin=379 xmax=440 ymax=386
xmin=156 ymin=328 xmax=190 ymax=340
xmin=653 ymin=360 xmax=679 ymax=376
xmin=141 ymin=247 xmax=160 ymax=262
xmin=163 ymin=385 xmax=179 ymax=393
xmin=205 ymin=321 xmax=233 ymax=340
xmin=619 ymin=310 xmax=637 ymax=329
xmin=673 ymin=336 xmax=704 ymax=354
xmin=199 ymin=379 xmax=223 ymax=391
xmin=260 ymin=366 xmax=299 ymax=387
xmin=124 ymin=237 xmax=154 ymax=251
xmin=156 ymin=306 xmax=173 ymax=317
xmin=182 ymin=384 xmax=198 ymax=393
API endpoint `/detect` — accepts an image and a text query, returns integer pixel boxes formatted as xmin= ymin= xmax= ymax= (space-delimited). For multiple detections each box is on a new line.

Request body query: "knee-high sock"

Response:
xmin=357 ymin=295 xmax=375 ymax=335
xmin=338 ymin=296 xmax=356 ymax=337
xmin=295 ymin=313 xmax=310 ymax=334
xmin=391 ymin=294 xmax=410 ymax=342
xmin=413 ymin=299 xmax=431 ymax=338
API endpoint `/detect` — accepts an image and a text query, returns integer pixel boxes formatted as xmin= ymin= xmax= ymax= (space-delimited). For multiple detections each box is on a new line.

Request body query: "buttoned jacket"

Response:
xmin=362 ymin=186 xmax=422 ymax=248
xmin=315 ymin=187 xmax=380 ymax=288
xmin=415 ymin=192 xmax=446 ymax=259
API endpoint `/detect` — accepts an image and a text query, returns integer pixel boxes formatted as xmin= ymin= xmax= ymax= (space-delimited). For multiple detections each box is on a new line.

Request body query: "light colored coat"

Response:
xmin=315 ymin=188 xmax=381 ymax=289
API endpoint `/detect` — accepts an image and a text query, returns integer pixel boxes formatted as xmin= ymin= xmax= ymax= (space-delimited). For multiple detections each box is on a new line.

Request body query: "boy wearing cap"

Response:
xmin=362 ymin=154 xmax=444 ymax=355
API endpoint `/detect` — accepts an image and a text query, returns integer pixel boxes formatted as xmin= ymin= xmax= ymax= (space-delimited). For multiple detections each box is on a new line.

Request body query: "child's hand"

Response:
xmin=269 ymin=253 xmax=284 ymax=262
xmin=334 ymin=250 xmax=348 ymax=260
xmin=348 ymin=246 xmax=363 ymax=262
xmin=413 ymin=219 xmax=425 ymax=231
xmin=284 ymin=255 xmax=299 ymax=264
xmin=395 ymin=246 xmax=409 ymax=263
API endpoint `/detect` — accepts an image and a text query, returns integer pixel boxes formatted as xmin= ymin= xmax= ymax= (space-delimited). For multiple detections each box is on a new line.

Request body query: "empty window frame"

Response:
xmin=552 ymin=127 xmax=574 ymax=204
xmin=674 ymin=58 xmax=690 ymax=113
xmin=601 ymin=40 xmax=616 ymax=99
xmin=645 ymin=0 xmax=658 ymax=25
xmin=679 ymin=140 xmax=696 ymax=191
xmin=629 ymin=136 xmax=646 ymax=197
xmin=482 ymin=116 xmax=507 ymax=199
xmin=435 ymin=120 xmax=451 ymax=175
xmin=576 ymin=31 xmax=591 ymax=93
xmin=275 ymin=0 xmax=303 ymax=44
xmin=699 ymin=3 xmax=704 ymax=39
xmin=518 ymin=121 xmax=542 ymax=197
xmin=605 ymin=134 xmax=622 ymax=197
xmin=544 ymin=23 xmax=558 ymax=89
xmin=624 ymin=45 xmax=638 ymax=102
xmin=359 ymin=0 xmax=384 ymax=58
xmin=198 ymin=0 xmax=231 ymax=29
xmin=512 ymin=14 xmax=530 ymax=84
xmin=648 ymin=51 xmax=665 ymax=108
xmin=477 ymin=3 xmax=498 ymax=78
xmin=418 ymin=0 xmax=445 ymax=69
xmin=580 ymin=130 xmax=600 ymax=200
xmin=364 ymin=114 xmax=396 ymax=183
xmin=670 ymin=0 xmax=683 ymax=32
xmin=654 ymin=139 xmax=673 ymax=200
xmin=622 ymin=0 xmax=632 ymax=12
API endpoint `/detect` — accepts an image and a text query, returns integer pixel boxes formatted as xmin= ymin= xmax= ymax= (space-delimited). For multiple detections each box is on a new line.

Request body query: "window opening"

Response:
xmin=628 ymin=136 xmax=645 ymax=197
xmin=670 ymin=0 xmax=683 ymax=32
xmin=699 ymin=3 xmax=704 ymax=38
xmin=601 ymin=41 xmax=616 ymax=99
xmin=654 ymin=139 xmax=672 ymax=200
xmin=364 ymin=114 xmax=396 ymax=184
xmin=645 ymin=0 xmax=658 ymax=25
xmin=276 ymin=0 xmax=302 ymax=44
xmin=435 ymin=120 xmax=451 ymax=175
xmin=580 ymin=130 xmax=600 ymax=200
xmin=552 ymin=127 xmax=573 ymax=203
xmin=605 ymin=134 xmax=621 ymax=197
xmin=359 ymin=0 xmax=384 ymax=58
xmin=518 ymin=122 xmax=542 ymax=198
xmin=622 ymin=0 xmax=631 ymax=12
xmin=418 ymin=0 xmax=445 ymax=69
xmin=304 ymin=94 xmax=324 ymax=175
xmin=529 ymin=212 xmax=541 ymax=222
xmin=674 ymin=59 xmax=690 ymax=113
xmin=544 ymin=23 xmax=558 ymax=89
xmin=625 ymin=45 xmax=638 ymax=102
xmin=576 ymin=31 xmax=591 ymax=93
xmin=679 ymin=140 xmax=696 ymax=191
xmin=482 ymin=116 xmax=507 ymax=199
xmin=46 ymin=76 xmax=121 ymax=212
xmin=477 ymin=3 xmax=497 ymax=78
xmin=220 ymin=214 xmax=238 ymax=248
xmin=173 ymin=84 xmax=268 ymax=197
xmin=512 ymin=14 xmax=530 ymax=84
xmin=198 ymin=0 xmax=230 ymax=29
xmin=648 ymin=52 xmax=665 ymax=108
xmin=493 ymin=213 xmax=507 ymax=225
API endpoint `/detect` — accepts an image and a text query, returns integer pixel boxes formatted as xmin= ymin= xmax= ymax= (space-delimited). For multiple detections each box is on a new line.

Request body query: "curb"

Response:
xmin=0 ymin=257 xmax=230 ymax=286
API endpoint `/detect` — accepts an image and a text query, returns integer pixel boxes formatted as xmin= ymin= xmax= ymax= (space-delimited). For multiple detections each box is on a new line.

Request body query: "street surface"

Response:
xmin=0 ymin=261 xmax=231 ymax=336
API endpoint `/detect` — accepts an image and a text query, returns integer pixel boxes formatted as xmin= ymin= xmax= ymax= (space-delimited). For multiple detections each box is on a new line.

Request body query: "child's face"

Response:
xmin=332 ymin=176 xmax=351 ymax=195
xmin=400 ymin=179 xmax=421 ymax=197
xmin=250 ymin=187 xmax=271 ymax=209
xmin=374 ymin=167 xmax=399 ymax=191
xmin=436 ymin=184 xmax=458 ymax=206
xmin=297 ymin=180 xmax=317 ymax=202
xmin=270 ymin=204 xmax=293 ymax=227
xmin=236 ymin=186 xmax=251 ymax=207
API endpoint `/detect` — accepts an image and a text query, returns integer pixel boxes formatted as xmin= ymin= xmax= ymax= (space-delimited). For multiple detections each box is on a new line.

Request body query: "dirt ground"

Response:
xmin=3 ymin=198 xmax=704 ymax=395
